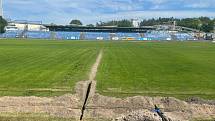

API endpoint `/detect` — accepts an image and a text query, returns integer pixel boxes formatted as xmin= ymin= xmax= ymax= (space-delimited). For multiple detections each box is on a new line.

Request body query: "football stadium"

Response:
xmin=0 ymin=0 xmax=215 ymax=121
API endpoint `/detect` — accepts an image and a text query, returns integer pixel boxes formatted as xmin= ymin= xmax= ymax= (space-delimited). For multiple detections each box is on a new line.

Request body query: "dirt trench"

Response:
xmin=0 ymin=50 xmax=214 ymax=121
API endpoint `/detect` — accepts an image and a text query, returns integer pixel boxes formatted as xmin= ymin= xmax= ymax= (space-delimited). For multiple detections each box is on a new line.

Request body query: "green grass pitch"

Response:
xmin=0 ymin=39 xmax=100 ymax=96
xmin=96 ymin=41 xmax=215 ymax=99
xmin=0 ymin=39 xmax=215 ymax=99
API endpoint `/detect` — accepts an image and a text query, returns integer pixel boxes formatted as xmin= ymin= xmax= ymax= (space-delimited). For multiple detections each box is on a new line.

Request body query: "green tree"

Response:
xmin=118 ymin=19 xmax=133 ymax=27
xmin=70 ymin=19 xmax=82 ymax=26
xmin=201 ymin=21 xmax=214 ymax=32
xmin=177 ymin=18 xmax=201 ymax=30
xmin=86 ymin=24 xmax=94 ymax=27
xmin=96 ymin=19 xmax=132 ymax=27
xmin=140 ymin=18 xmax=180 ymax=26
xmin=199 ymin=17 xmax=214 ymax=32
xmin=0 ymin=16 xmax=7 ymax=33
xmin=140 ymin=17 xmax=214 ymax=32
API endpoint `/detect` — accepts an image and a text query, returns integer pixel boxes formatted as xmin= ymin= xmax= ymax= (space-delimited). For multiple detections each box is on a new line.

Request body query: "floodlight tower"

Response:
xmin=0 ymin=0 xmax=3 ymax=17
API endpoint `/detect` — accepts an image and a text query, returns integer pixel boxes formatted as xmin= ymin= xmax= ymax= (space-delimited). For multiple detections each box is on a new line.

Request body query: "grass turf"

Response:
xmin=96 ymin=41 xmax=215 ymax=99
xmin=0 ymin=40 xmax=215 ymax=99
xmin=0 ymin=39 xmax=100 ymax=96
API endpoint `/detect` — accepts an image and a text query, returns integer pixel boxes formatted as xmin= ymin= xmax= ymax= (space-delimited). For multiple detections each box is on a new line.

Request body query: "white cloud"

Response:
xmin=84 ymin=10 xmax=215 ymax=24
xmin=3 ymin=0 xmax=215 ymax=24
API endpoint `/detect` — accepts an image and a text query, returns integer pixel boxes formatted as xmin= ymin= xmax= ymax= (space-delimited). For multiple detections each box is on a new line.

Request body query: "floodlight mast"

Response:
xmin=0 ymin=0 xmax=3 ymax=17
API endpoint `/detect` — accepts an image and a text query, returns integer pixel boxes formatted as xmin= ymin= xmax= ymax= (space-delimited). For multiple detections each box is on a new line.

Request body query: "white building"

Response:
xmin=132 ymin=19 xmax=140 ymax=28
xmin=5 ymin=21 xmax=49 ymax=31
xmin=213 ymin=33 xmax=215 ymax=40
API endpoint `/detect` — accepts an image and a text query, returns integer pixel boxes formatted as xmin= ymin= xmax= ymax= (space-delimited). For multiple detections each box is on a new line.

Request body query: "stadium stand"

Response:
xmin=0 ymin=30 xmax=22 ymax=38
xmin=25 ymin=31 xmax=51 ymax=39
xmin=0 ymin=30 xmax=197 ymax=41
xmin=55 ymin=31 xmax=80 ymax=40
xmin=116 ymin=33 xmax=141 ymax=40
xmin=84 ymin=32 xmax=110 ymax=40
xmin=174 ymin=33 xmax=196 ymax=41
xmin=143 ymin=31 xmax=172 ymax=40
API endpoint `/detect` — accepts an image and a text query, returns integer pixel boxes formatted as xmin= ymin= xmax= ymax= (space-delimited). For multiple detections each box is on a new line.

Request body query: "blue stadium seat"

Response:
xmin=140 ymin=31 xmax=172 ymax=40
xmin=55 ymin=32 xmax=80 ymax=40
xmin=1 ymin=30 xmax=22 ymax=38
xmin=84 ymin=32 xmax=110 ymax=40
xmin=25 ymin=31 xmax=51 ymax=39
xmin=116 ymin=33 xmax=141 ymax=40
xmin=0 ymin=30 xmax=196 ymax=41
xmin=174 ymin=33 xmax=195 ymax=40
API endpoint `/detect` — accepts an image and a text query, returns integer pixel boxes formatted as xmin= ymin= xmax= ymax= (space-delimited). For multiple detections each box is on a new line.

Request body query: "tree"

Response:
xmin=118 ymin=19 xmax=133 ymax=27
xmin=70 ymin=19 xmax=82 ymax=26
xmin=96 ymin=19 xmax=133 ymax=27
xmin=0 ymin=16 xmax=7 ymax=33
xmin=201 ymin=21 xmax=214 ymax=32
xmin=199 ymin=17 xmax=214 ymax=32
xmin=86 ymin=24 xmax=94 ymax=27
xmin=177 ymin=18 xmax=201 ymax=30
xmin=140 ymin=18 xmax=180 ymax=26
xmin=213 ymin=19 xmax=215 ymax=32
xmin=139 ymin=17 xmax=214 ymax=32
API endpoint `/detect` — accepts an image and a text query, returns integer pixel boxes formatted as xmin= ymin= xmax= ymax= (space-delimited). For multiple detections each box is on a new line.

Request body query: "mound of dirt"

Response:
xmin=186 ymin=97 xmax=215 ymax=105
xmin=114 ymin=109 xmax=164 ymax=121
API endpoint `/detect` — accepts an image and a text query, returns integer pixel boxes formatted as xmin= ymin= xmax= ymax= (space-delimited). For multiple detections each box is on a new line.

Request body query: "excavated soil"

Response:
xmin=0 ymin=51 xmax=214 ymax=121
xmin=0 ymin=91 xmax=214 ymax=121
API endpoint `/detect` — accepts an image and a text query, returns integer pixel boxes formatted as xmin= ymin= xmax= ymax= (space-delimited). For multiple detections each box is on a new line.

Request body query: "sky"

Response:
xmin=3 ymin=0 xmax=215 ymax=25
